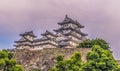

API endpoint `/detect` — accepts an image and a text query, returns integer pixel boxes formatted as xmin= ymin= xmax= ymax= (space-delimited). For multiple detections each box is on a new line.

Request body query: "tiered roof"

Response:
xmin=54 ymin=27 xmax=88 ymax=36
xmin=34 ymin=30 xmax=56 ymax=42
xmin=15 ymin=31 xmax=36 ymax=43
xmin=41 ymin=30 xmax=57 ymax=37
xmin=58 ymin=15 xmax=84 ymax=28
xmin=14 ymin=31 xmax=36 ymax=47
xmin=33 ymin=30 xmax=57 ymax=47
xmin=54 ymin=15 xmax=88 ymax=48
xmin=20 ymin=31 xmax=36 ymax=37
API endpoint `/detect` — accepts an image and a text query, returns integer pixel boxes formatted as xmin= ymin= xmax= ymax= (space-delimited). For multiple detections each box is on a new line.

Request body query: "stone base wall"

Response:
xmin=13 ymin=48 xmax=91 ymax=71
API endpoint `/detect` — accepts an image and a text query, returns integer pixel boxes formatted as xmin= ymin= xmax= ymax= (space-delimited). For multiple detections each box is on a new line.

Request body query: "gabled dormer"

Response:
xmin=19 ymin=31 xmax=36 ymax=41
xmin=14 ymin=31 xmax=36 ymax=49
xmin=41 ymin=30 xmax=57 ymax=39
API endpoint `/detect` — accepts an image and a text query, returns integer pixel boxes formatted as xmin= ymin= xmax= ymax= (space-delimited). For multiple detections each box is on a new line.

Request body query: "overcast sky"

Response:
xmin=0 ymin=0 xmax=120 ymax=59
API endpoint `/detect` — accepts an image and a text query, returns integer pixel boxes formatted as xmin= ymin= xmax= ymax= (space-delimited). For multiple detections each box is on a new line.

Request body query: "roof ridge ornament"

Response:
xmin=64 ymin=14 xmax=69 ymax=21
xmin=65 ymin=14 xmax=68 ymax=18
xmin=46 ymin=30 xmax=49 ymax=33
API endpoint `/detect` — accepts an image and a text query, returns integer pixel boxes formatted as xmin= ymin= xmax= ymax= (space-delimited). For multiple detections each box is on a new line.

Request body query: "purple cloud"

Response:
xmin=0 ymin=0 xmax=120 ymax=59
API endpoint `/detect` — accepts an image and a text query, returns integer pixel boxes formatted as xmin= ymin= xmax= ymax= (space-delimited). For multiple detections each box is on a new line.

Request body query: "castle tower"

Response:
xmin=33 ymin=30 xmax=57 ymax=49
xmin=54 ymin=15 xmax=88 ymax=48
xmin=14 ymin=31 xmax=36 ymax=49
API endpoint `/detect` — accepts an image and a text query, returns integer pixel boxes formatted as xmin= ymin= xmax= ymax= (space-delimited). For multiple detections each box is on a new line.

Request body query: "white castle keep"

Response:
xmin=14 ymin=15 xmax=88 ymax=50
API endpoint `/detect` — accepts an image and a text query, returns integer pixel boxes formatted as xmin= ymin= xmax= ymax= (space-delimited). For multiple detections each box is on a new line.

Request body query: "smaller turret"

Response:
xmin=33 ymin=30 xmax=57 ymax=49
xmin=14 ymin=31 xmax=36 ymax=49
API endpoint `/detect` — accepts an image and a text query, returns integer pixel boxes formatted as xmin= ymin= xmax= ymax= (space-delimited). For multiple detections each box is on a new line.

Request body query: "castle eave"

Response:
xmin=33 ymin=38 xmax=57 ymax=43
xmin=14 ymin=44 xmax=33 ymax=47
xmin=41 ymin=30 xmax=57 ymax=37
xmin=33 ymin=42 xmax=57 ymax=47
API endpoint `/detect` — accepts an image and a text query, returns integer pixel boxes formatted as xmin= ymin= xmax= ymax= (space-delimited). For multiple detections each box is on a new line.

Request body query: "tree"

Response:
xmin=50 ymin=45 xmax=120 ymax=71
xmin=0 ymin=49 xmax=24 ymax=71
xmin=82 ymin=45 xmax=120 ymax=71
xmin=30 ymin=69 xmax=41 ymax=71
xmin=49 ymin=52 xmax=83 ymax=71
xmin=77 ymin=38 xmax=110 ymax=50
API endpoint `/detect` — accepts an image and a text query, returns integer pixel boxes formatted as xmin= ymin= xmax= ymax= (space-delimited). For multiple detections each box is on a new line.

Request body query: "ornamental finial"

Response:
xmin=65 ymin=14 xmax=68 ymax=18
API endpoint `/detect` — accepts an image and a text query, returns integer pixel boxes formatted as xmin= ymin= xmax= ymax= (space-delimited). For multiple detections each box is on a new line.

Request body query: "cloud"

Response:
xmin=0 ymin=0 xmax=120 ymax=59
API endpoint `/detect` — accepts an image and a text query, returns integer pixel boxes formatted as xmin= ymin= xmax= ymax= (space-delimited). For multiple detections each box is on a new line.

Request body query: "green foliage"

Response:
xmin=12 ymin=65 xmax=24 ymax=71
xmin=114 ymin=65 xmax=120 ymax=71
xmin=0 ymin=49 xmax=24 ymax=71
xmin=82 ymin=45 xmax=119 ymax=71
xmin=49 ymin=52 xmax=82 ymax=71
xmin=30 ymin=69 xmax=41 ymax=71
xmin=50 ymin=45 xmax=120 ymax=71
xmin=56 ymin=54 xmax=63 ymax=62
xmin=77 ymin=38 xmax=109 ymax=50
xmin=49 ymin=68 xmax=57 ymax=71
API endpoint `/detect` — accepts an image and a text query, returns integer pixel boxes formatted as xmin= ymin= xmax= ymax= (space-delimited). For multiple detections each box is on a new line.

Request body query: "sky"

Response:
xmin=0 ymin=0 xmax=120 ymax=59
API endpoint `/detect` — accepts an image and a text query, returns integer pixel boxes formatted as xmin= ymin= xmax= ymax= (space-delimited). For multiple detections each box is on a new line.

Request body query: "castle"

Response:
xmin=14 ymin=15 xmax=88 ymax=50
xmin=13 ymin=15 xmax=120 ymax=71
